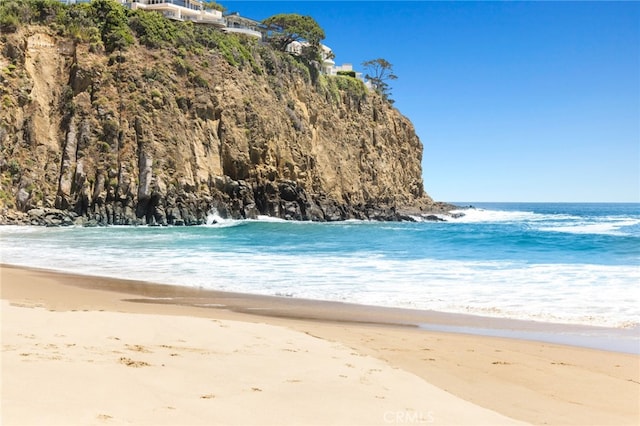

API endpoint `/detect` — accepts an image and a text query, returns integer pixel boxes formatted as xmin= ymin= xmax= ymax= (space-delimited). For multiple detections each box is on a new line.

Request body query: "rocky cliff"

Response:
xmin=0 ymin=24 xmax=449 ymax=225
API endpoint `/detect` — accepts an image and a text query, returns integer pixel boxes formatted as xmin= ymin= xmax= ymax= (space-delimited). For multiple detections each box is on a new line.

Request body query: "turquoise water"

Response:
xmin=1 ymin=203 xmax=638 ymax=329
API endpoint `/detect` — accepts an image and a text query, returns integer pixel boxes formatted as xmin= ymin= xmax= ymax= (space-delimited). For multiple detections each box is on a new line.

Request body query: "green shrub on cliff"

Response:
xmin=0 ymin=0 xmax=131 ymax=52
xmin=55 ymin=3 xmax=102 ymax=47
xmin=319 ymin=75 xmax=367 ymax=104
xmin=194 ymin=28 xmax=261 ymax=73
xmin=0 ymin=11 xmax=19 ymax=33
xmin=333 ymin=75 xmax=367 ymax=96
xmin=128 ymin=9 xmax=184 ymax=48
xmin=29 ymin=0 xmax=64 ymax=23
xmin=90 ymin=0 xmax=133 ymax=52
xmin=337 ymin=70 xmax=356 ymax=78
xmin=0 ymin=0 xmax=63 ymax=30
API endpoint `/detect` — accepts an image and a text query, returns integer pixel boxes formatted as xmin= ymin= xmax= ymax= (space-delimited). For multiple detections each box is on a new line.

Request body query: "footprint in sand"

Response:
xmin=17 ymin=333 xmax=37 ymax=340
xmin=118 ymin=357 xmax=151 ymax=368
xmin=125 ymin=344 xmax=152 ymax=353
xmin=200 ymin=394 xmax=216 ymax=399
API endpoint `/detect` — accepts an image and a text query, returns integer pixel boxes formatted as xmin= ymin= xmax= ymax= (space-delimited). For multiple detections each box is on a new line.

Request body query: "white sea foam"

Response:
xmin=2 ymin=226 xmax=639 ymax=329
xmin=411 ymin=214 xmax=449 ymax=222
xmin=446 ymin=207 xmax=640 ymax=238
xmin=538 ymin=219 xmax=640 ymax=236
xmin=204 ymin=209 xmax=244 ymax=228
xmin=447 ymin=208 xmax=577 ymax=223
xmin=205 ymin=209 xmax=224 ymax=225
xmin=0 ymin=225 xmax=51 ymax=234
xmin=255 ymin=215 xmax=288 ymax=222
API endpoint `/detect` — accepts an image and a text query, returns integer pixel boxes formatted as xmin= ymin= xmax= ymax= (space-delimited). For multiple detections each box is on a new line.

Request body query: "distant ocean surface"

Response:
xmin=1 ymin=203 xmax=639 ymax=330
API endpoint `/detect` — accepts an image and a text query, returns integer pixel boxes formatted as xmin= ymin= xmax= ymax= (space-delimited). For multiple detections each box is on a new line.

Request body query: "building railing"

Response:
xmin=222 ymin=27 xmax=263 ymax=39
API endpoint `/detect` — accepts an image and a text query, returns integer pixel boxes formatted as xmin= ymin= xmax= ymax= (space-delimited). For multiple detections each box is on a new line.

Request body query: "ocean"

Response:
xmin=1 ymin=202 xmax=639 ymax=332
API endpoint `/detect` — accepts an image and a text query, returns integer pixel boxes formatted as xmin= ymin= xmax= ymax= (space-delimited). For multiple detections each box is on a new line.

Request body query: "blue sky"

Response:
xmin=222 ymin=1 xmax=639 ymax=203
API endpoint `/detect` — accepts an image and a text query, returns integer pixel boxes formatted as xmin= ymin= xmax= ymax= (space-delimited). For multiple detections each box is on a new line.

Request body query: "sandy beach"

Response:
xmin=1 ymin=264 xmax=638 ymax=425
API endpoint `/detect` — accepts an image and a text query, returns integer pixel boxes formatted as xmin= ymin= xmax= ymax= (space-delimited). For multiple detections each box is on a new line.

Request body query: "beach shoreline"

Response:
xmin=2 ymin=263 xmax=638 ymax=354
xmin=2 ymin=263 xmax=639 ymax=425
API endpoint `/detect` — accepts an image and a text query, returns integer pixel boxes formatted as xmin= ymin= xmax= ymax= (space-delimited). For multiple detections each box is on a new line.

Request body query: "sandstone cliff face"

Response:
xmin=0 ymin=26 xmax=445 ymax=225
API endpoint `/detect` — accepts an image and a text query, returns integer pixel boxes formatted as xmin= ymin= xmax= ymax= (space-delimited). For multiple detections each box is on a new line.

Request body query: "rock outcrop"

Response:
xmin=0 ymin=25 xmax=451 ymax=225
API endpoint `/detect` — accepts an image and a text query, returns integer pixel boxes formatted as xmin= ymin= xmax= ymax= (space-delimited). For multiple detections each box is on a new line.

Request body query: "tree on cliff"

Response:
xmin=90 ymin=0 xmax=133 ymax=53
xmin=202 ymin=1 xmax=225 ymax=12
xmin=262 ymin=14 xmax=325 ymax=61
xmin=362 ymin=58 xmax=398 ymax=103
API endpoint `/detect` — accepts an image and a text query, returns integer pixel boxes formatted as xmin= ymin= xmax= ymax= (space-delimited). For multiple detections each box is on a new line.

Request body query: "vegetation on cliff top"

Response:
xmin=1 ymin=0 xmax=240 ymax=55
xmin=0 ymin=0 xmax=381 ymax=95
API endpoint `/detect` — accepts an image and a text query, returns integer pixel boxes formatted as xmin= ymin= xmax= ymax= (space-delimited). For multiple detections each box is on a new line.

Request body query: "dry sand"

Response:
xmin=1 ymin=264 xmax=638 ymax=425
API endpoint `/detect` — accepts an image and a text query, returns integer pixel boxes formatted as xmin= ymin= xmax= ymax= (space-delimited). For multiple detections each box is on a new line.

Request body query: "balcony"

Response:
xmin=129 ymin=1 xmax=225 ymax=27
xmin=222 ymin=27 xmax=263 ymax=39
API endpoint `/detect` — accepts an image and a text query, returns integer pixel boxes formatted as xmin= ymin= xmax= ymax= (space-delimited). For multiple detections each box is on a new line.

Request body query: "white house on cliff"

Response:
xmin=222 ymin=12 xmax=264 ymax=39
xmin=58 ymin=0 xmax=225 ymax=25
xmin=125 ymin=0 xmax=225 ymax=27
